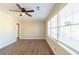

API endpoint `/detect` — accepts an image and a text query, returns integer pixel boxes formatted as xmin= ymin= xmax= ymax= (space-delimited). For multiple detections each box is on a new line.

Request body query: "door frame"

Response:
xmin=16 ymin=23 xmax=20 ymax=40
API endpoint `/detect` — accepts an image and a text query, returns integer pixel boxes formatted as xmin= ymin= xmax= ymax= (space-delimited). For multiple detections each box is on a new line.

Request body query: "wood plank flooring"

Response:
xmin=0 ymin=40 xmax=54 ymax=55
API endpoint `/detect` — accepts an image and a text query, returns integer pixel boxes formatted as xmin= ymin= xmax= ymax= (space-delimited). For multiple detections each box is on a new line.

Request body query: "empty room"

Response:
xmin=0 ymin=3 xmax=79 ymax=55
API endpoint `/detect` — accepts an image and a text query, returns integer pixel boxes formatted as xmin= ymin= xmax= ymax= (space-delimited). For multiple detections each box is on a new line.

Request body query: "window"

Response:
xmin=71 ymin=25 xmax=79 ymax=51
xmin=73 ymin=11 xmax=79 ymax=24
xmin=58 ymin=4 xmax=79 ymax=52
xmin=51 ymin=15 xmax=57 ymax=39
xmin=51 ymin=28 xmax=57 ymax=39
xmin=47 ymin=3 xmax=79 ymax=53
xmin=47 ymin=15 xmax=57 ymax=39
xmin=51 ymin=15 xmax=57 ymax=28
xmin=47 ymin=20 xmax=51 ymax=35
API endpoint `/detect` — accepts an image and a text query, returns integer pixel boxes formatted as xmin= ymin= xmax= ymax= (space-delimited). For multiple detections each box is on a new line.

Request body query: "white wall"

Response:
xmin=20 ymin=20 xmax=46 ymax=39
xmin=0 ymin=11 xmax=18 ymax=49
xmin=46 ymin=3 xmax=67 ymax=21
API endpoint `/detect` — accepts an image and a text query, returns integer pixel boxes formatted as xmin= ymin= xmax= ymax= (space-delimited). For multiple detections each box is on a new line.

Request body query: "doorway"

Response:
xmin=16 ymin=23 xmax=20 ymax=40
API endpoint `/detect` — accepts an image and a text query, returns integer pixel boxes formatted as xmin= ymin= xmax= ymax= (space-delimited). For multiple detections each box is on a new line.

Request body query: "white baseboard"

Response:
xmin=0 ymin=39 xmax=16 ymax=49
xmin=20 ymin=38 xmax=45 ymax=40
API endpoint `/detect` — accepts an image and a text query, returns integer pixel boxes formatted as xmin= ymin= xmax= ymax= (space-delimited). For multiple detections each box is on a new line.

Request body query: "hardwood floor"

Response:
xmin=0 ymin=40 xmax=54 ymax=55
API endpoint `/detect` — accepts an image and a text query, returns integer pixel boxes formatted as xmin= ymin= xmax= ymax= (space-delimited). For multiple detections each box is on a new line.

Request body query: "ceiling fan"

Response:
xmin=9 ymin=4 xmax=34 ymax=17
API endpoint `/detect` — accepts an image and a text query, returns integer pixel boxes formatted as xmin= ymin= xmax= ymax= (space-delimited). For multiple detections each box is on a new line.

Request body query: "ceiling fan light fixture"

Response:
xmin=22 ymin=13 xmax=25 ymax=15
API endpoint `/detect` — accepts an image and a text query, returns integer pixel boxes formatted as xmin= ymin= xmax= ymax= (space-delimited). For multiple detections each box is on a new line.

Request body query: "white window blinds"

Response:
xmin=47 ymin=3 xmax=79 ymax=53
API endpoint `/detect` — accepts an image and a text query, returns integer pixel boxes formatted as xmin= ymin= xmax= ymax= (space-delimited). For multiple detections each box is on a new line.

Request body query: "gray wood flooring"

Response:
xmin=0 ymin=40 xmax=54 ymax=55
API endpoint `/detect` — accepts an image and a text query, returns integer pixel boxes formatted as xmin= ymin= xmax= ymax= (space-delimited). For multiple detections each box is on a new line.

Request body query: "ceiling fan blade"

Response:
xmin=26 ymin=10 xmax=34 ymax=12
xmin=16 ymin=4 xmax=22 ymax=10
xmin=25 ymin=13 xmax=32 ymax=17
xmin=9 ymin=9 xmax=21 ymax=12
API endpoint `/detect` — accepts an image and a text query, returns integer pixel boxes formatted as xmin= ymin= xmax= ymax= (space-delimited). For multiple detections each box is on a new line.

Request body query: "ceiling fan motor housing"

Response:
xmin=21 ymin=8 xmax=26 ymax=12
